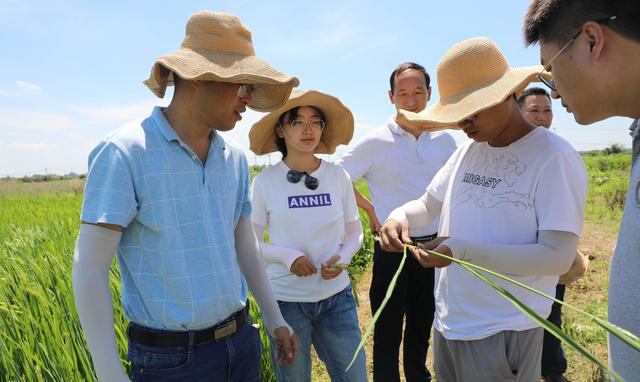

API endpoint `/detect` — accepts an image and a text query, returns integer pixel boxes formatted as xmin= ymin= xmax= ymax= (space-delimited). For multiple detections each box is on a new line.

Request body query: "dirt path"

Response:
xmin=354 ymin=258 xmax=432 ymax=381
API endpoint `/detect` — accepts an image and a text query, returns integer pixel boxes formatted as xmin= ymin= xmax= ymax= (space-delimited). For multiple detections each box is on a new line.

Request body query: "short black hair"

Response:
xmin=523 ymin=0 xmax=640 ymax=46
xmin=274 ymin=106 xmax=326 ymax=159
xmin=389 ymin=62 xmax=430 ymax=93
xmin=517 ymin=87 xmax=551 ymax=108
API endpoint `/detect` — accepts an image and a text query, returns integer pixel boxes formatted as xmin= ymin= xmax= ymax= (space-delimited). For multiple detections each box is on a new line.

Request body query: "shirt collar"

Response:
xmin=387 ymin=117 xmax=407 ymax=136
xmin=387 ymin=116 xmax=429 ymax=140
xmin=151 ymin=106 xmax=224 ymax=152
xmin=152 ymin=106 xmax=180 ymax=142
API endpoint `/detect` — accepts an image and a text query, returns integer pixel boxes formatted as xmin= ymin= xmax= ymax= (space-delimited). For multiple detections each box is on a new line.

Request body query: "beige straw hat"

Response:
xmin=143 ymin=11 xmax=300 ymax=112
xmin=396 ymin=37 xmax=550 ymax=131
xmin=249 ymin=89 xmax=354 ymax=155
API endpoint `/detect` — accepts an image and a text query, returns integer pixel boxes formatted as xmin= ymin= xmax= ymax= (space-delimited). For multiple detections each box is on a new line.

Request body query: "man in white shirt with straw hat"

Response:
xmin=72 ymin=11 xmax=299 ymax=382
xmin=524 ymin=1 xmax=640 ymax=380
xmin=380 ymin=37 xmax=587 ymax=381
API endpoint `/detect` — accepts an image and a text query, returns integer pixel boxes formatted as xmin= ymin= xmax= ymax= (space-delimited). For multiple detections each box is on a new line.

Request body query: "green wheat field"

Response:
xmin=0 ymin=151 xmax=631 ymax=381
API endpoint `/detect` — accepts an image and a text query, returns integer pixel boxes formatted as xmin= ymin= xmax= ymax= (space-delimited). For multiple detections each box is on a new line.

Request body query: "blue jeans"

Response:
xmin=127 ymin=321 xmax=261 ymax=381
xmin=271 ymin=284 xmax=368 ymax=382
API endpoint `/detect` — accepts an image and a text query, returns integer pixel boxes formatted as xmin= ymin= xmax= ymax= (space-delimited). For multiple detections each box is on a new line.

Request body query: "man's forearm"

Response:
xmin=235 ymin=218 xmax=289 ymax=335
xmin=72 ymin=224 xmax=129 ymax=382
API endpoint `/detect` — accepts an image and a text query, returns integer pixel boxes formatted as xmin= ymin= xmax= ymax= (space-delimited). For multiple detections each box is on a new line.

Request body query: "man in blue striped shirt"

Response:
xmin=72 ymin=11 xmax=299 ymax=382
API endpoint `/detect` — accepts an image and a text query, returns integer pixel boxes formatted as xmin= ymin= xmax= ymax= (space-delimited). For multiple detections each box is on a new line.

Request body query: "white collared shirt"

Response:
xmin=337 ymin=117 xmax=457 ymax=236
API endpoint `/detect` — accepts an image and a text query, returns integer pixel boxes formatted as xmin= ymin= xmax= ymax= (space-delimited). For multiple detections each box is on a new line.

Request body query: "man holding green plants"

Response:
xmin=380 ymin=37 xmax=587 ymax=381
xmin=524 ymin=1 xmax=640 ymax=380
xmin=72 ymin=11 xmax=298 ymax=381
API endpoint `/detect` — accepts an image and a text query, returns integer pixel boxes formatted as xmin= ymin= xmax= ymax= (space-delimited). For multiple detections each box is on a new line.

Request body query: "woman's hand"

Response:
xmin=320 ymin=255 xmax=342 ymax=280
xmin=290 ymin=256 xmax=317 ymax=276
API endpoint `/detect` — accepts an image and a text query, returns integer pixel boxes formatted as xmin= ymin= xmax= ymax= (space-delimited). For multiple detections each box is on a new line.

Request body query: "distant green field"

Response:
xmin=0 ymin=151 xmax=630 ymax=381
xmin=582 ymin=152 xmax=631 ymax=227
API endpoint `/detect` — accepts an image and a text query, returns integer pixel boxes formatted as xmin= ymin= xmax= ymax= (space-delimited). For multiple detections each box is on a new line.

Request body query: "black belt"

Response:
xmin=127 ymin=305 xmax=248 ymax=347
xmin=411 ymin=232 xmax=438 ymax=244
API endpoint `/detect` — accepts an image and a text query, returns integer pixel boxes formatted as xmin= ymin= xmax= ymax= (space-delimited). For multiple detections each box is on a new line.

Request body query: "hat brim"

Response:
xmin=397 ymin=65 xmax=548 ymax=131
xmin=249 ymin=90 xmax=354 ymax=155
xmin=143 ymin=48 xmax=300 ymax=112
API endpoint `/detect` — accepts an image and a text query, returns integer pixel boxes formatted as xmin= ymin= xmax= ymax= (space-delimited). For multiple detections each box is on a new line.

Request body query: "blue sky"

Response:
xmin=0 ymin=0 xmax=634 ymax=176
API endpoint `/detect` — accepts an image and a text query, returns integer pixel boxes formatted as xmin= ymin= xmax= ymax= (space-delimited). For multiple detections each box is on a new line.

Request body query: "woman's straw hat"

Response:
xmin=249 ymin=89 xmax=354 ymax=155
xmin=143 ymin=11 xmax=299 ymax=112
xmin=396 ymin=37 xmax=549 ymax=131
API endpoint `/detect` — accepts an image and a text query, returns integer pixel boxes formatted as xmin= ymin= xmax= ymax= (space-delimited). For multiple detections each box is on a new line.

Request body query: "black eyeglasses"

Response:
xmin=287 ymin=170 xmax=319 ymax=190
xmin=538 ymin=15 xmax=617 ymax=91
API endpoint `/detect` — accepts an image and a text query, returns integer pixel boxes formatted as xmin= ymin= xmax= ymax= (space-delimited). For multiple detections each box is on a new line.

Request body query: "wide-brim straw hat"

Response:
xmin=143 ymin=11 xmax=299 ymax=112
xmin=396 ymin=37 xmax=550 ymax=131
xmin=249 ymin=89 xmax=354 ymax=155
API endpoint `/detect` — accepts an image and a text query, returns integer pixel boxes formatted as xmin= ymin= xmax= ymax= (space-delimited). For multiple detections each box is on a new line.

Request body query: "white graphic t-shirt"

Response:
xmin=427 ymin=127 xmax=587 ymax=340
xmin=251 ymin=160 xmax=360 ymax=302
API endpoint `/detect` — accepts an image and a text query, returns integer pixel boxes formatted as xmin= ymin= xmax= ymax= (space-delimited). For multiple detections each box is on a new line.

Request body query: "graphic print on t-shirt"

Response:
xmin=288 ymin=193 xmax=332 ymax=209
xmin=454 ymin=151 xmax=533 ymax=210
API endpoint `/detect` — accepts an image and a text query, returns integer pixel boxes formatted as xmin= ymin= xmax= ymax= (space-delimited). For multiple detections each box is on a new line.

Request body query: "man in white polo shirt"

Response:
xmin=336 ymin=62 xmax=456 ymax=382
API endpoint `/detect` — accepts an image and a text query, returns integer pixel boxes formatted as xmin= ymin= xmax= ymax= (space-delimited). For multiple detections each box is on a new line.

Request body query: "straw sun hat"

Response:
xmin=143 ymin=11 xmax=299 ymax=112
xmin=396 ymin=37 xmax=550 ymax=131
xmin=249 ymin=90 xmax=354 ymax=155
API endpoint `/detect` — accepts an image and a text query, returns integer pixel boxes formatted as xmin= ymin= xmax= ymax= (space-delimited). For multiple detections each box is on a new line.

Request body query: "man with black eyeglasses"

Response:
xmin=524 ymin=1 xmax=640 ymax=380
xmin=337 ymin=62 xmax=457 ymax=381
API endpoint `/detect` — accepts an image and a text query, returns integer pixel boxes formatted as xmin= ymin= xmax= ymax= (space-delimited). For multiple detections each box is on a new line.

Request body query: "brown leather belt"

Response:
xmin=127 ymin=305 xmax=248 ymax=347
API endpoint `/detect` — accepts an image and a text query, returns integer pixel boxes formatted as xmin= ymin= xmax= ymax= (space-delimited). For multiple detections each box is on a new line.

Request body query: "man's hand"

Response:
xmin=273 ymin=326 xmax=297 ymax=365
xmin=409 ymin=242 xmax=453 ymax=268
xmin=379 ymin=219 xmax=412 ymax=252
xmin=321 ymin=255 xmax=342 ymax=280
xmin=290 ymin=256 xmax=317 ymax=276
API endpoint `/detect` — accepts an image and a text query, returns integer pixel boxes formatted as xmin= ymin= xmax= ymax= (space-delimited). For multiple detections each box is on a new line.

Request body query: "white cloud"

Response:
xmin=15 ymin=80 xmax=42 ymax=93
xmin=0 ymin=80 xmax=43 ymax=97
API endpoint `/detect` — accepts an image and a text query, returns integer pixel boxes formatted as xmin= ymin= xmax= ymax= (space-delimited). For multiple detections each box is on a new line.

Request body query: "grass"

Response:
xmin=0 ymin=181 xmax=374 ymax=381
xmin=0 ymin=151 xmax=632 ymax=381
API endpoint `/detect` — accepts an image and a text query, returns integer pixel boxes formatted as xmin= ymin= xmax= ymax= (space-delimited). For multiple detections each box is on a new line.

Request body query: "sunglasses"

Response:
xmin=287 ymin=169 xmax=319 ymax=190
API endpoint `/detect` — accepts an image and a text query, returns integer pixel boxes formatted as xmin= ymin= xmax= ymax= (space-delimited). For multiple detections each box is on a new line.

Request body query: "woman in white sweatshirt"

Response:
xmin=248 ymin=89 xmax=367 ymax=382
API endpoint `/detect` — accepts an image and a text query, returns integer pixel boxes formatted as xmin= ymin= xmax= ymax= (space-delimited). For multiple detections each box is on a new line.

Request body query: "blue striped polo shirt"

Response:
xmin=81 ymin=106 xmax=251 ymax=330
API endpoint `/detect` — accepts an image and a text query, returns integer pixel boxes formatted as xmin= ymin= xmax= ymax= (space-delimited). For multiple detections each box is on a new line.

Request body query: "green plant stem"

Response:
xmin=457 ymin=259 xmax=625 ymax=382
xmin=345 ymin=245 xmax=408 ymax=371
